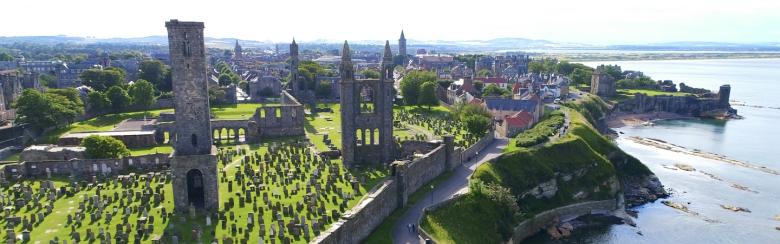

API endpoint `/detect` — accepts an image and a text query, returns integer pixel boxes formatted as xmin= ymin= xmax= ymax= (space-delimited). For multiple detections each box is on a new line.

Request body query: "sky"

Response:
xmin=1 ymin=0 xmax=779 ymax=45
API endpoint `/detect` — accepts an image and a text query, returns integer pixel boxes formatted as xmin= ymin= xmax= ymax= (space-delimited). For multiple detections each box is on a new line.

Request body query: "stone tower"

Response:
xmin=340 ymin=41 xmax=395 ymax=167
xmin=166 ymin=19 xmax=219 ymax=212
xmin=398 ymin=30 xmax=407 ymax=65
xmin=718 ymin=84 xmax=731 ymax=107
xmin=234 ymin=40 xmax=243 ymax=60
xmin=289 ymin=39 xmax=300 ymax=96
xmin=590 ymin=69 xmax=616 ymax=97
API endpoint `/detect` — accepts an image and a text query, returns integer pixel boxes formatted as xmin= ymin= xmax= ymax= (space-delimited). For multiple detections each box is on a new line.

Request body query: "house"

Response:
xmin=475 ymin=77 xmax=509 ymax=89
xmin=483 ymin=97 xmax=542 ymax=124
xmin=499 ymin=111 xmax=535 ymax=137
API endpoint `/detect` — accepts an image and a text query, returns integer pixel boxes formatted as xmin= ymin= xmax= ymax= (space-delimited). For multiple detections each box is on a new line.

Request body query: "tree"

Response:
xmin=597 ymin=64 xmax=624 ymax=80
xmin=417 ymin=81 xmax=438 ymax=108
xmin=476 ymin=69 xmax=493 ymax=77
xmin=139 ymin=60 xmax=172 ymax=92
xmin=463 ymin=114 xmax=491 ymax=138
xmin=569 ymin=68 xmax=593 ymax=85
xmin=399 ymin=70 xmax=436 ymax=105
xmin=129 ymin=79 xmax=156 ymax=110
xmin=315 ymin=82 xmax=332 ymax=98
xmin=46 ymin=88 xmax=84 ymax=107
xmin=218 ymin=73 xmax=234 ymax=87
xmin=106 ymin=86 xmax=130 ymax=112
xmin=38 ymin=73 xmax=56 ymax=87
xmin=361 ymin=69 xmax=380 ymax=79
xmin=209 ymin=87 xmax=227 ymax=104
xmin=555 ymin=61 xmax=574 ymax=75
xmin=14 ymin=89 xmax=84 ymax=129
xmin=87 ymin=91 xmax=111 ymax=114
xmin=0 ymin=53 xmax=13 ymax=61
xmin=79 ymin=68 xmax=124 ymax=91
xmin=238 ymin=80 xmax=249 ymax=93
xmin=482 ymin=84 xmax=510 ymax=97
xmin=81 ymin=135 xmax=130 ymax=159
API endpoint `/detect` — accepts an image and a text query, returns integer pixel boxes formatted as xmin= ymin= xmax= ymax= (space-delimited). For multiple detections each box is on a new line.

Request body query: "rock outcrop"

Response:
xmin=615 ymin=93 xmax=734 ymax=118
xmin=622 ymin=174 xmax=668 ymax=207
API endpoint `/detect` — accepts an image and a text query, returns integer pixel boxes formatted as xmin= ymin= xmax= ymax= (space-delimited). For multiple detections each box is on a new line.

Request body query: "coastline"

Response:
xmin=606 ymin=112 xmax=694 ymax=128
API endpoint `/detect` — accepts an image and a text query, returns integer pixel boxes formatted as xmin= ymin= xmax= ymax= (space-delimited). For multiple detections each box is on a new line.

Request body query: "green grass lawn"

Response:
xmin=618 ymin=89 xmax=692 ymax=97
xmin=211 ymin=103 xmax=275 ymax=119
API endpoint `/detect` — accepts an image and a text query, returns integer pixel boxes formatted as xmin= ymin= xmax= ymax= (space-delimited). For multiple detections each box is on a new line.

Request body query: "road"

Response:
xmin=392 ymin=134 xmax=509 ymax=244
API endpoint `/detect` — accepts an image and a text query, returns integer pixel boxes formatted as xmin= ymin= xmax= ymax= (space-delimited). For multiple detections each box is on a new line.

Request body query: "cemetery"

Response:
xmin=0 ymin=20 xmax=494 ymax=243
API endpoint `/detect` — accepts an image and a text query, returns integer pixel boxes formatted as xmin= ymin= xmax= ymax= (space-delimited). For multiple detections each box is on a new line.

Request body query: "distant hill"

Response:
xmin=2 ymin=35 xmax=779 ymax=53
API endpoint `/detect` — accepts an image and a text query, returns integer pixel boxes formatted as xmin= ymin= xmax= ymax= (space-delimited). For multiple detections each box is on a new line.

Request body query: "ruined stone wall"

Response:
xmin=3 ymin=153 xmax=169 ymax=179
xmin=509 ymin=199 xmax=618 ymax=243
xmin=616 ymin=93 xmax=726 ymax=116
xmin=403 ymin=144 xmax=447 ymax=196
xmin=313 ymin=179 xmax=399 ymax=244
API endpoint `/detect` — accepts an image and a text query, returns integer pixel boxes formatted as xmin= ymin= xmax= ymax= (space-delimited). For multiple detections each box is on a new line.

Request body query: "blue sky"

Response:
xmin=1 ymin=0 xmax=778 ymax=44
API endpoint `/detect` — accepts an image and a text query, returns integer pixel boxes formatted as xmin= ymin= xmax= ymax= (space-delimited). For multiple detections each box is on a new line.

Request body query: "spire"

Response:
xmin=383 ymin=40 xmax=392 ymax=59
xmin=341 ymin=41 xmax=351 ymax=60
xmin=292 ymin=37 xmax=297 ymax=45
xmin=400 ymin=30 xmax=405 ymax=40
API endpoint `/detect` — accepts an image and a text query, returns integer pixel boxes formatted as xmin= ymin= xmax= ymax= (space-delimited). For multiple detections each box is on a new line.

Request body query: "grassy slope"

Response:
xmin=421 ymin=97 xmax=652 ymax=243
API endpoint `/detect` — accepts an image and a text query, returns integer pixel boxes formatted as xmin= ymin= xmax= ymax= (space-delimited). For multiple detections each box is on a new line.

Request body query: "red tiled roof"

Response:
xmin=512 ymin=83 xmax=523 ymax=94
xmin=504 ymin=111 xmax=534 ymax=128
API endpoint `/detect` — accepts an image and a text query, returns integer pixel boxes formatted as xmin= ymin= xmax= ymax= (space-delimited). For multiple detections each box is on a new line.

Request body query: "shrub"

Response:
xmin=514 ymin=111 xmax=565 ymax=147
xmin=81 ymin=135 xmax=130 ymax=159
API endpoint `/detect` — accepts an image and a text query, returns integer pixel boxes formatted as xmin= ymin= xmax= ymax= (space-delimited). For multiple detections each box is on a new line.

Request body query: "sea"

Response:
xmin=525 ymin=58 xmax=780 ymax=243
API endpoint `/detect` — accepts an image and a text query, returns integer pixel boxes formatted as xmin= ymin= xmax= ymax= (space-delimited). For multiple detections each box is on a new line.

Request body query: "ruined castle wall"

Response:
xmin=616 ymin=94 xmax=725 ymax=116
xmin=3 ymin=153 xmax=169 ymax=179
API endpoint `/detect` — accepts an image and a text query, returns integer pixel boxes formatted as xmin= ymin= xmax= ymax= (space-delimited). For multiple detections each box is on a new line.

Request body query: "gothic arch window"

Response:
xmin=360 ymin=85 xmax=375 ymax=113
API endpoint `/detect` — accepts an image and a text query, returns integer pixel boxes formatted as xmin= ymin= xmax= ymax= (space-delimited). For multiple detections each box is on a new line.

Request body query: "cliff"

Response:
xmin=615 ymin=93 xmax=737 ymax=119
xmin=420 ymin=97 xmax=667 ymax=243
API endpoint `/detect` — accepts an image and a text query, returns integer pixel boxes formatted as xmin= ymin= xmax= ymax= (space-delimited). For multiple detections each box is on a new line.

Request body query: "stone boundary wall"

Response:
xmin=509 ymin=199 xmax=618 ymax=243
xmin=0 ymin=146 xmax=20 ymax=161
xmin=313 ymin=179 xmax=400 ymax=244
xmin=313 ymin=138 xmax=459 ymax=244
xmin=461 ymin=130 xmax=495 ymax=162
xmin=403 ymin=144 xmax=447 ymax=196
xmin=2 ymin=153 xmax=170 ymax=179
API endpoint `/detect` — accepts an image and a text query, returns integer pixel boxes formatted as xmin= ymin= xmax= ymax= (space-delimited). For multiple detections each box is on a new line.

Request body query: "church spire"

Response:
xmin=340 ymin=41 xmax=353 ymax=81
xmin=400 ymin=30 xmax=405 ymax=40
xmin=383 ymin=40 xmax=392 ymax=60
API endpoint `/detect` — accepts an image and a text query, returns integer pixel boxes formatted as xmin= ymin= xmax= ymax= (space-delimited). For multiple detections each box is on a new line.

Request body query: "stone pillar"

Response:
xmin=392 ymin=161 xmax=408 ymax=208
xmin=443 ymin=135 xmax=457 ymax=170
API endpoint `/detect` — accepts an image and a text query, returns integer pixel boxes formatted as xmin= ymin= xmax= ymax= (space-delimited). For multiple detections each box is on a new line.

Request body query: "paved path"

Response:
xmin=392 ymin=134 xmax=509 ymax=244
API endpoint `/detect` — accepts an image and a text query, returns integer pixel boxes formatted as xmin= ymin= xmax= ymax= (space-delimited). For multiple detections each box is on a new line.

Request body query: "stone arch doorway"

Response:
xmin=186 ymin=169 xmax=205 ymax=208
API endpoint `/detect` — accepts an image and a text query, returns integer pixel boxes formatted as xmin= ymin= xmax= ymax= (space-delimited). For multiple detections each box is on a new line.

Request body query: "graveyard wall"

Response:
xmin=403 ymin=144 xmax=447 ymax=196
xmin=509 ymin=199 xmax=618 ymax=243
xmin=313 ymin=179 xmax=399 ymax=244
xmin=461 ymin=129 xmax=495 ymax=162
xmin=3 ymin=153 xmax=169 ymax=179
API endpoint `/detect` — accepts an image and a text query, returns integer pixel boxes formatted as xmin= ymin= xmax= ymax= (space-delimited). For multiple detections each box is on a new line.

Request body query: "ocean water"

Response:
xmin=524 ymin=58 xmax=780 ymax=243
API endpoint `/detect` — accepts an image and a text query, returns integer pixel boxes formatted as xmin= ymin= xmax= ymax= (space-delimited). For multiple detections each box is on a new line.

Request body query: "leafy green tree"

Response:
xmin=87 ymin=91 xmax=111 ymax=114
xmin=417 ymin=81 xmax=439 ymax=108
xmin=218 ymin=74 xmax=234 ymax=87
xmin=209 ymin=87 xmax=227 ymax=104
xmin=555 ymin=61 xmax=574 ymax=75
xmin=238 ymin=80 xmax=249 ymax=93
xmin=316 ymin=82 xmax=332 ymax=98
xmin=463 ymin=114 xmax=491 ymax=137
xmin=139 ymin=60 xmax=172 ymax=92
xmin=79 ymin=68 xmax=125 ymax=91
xmin=0 ymin=53 xmax=13 ymax=61
xmin=38 ymin=73 xmax=56 ymax=87
xmin=569 ymin=68 xmax=593 ymax=85
xmin=14 ymin=89 xmax=84 ymax=129
xmin=46 ymin=88 xmax=84 ymax=107
xmin=476 ymin=69 xmax=493 ymax=77
xmin=106 ymin=86 xmax=130 ymax=112
xmin=81 ymin=135 xmax=130 ymax=159
xmin=361 ymin=69 xmax=381 ymax=79
xmin=482 ymin=84 xmax=510 ymax=97
xmin=399 ymin=70 xmax=437 ymax=105
xmin=129 ymin=79 xmax=156 ymax=110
